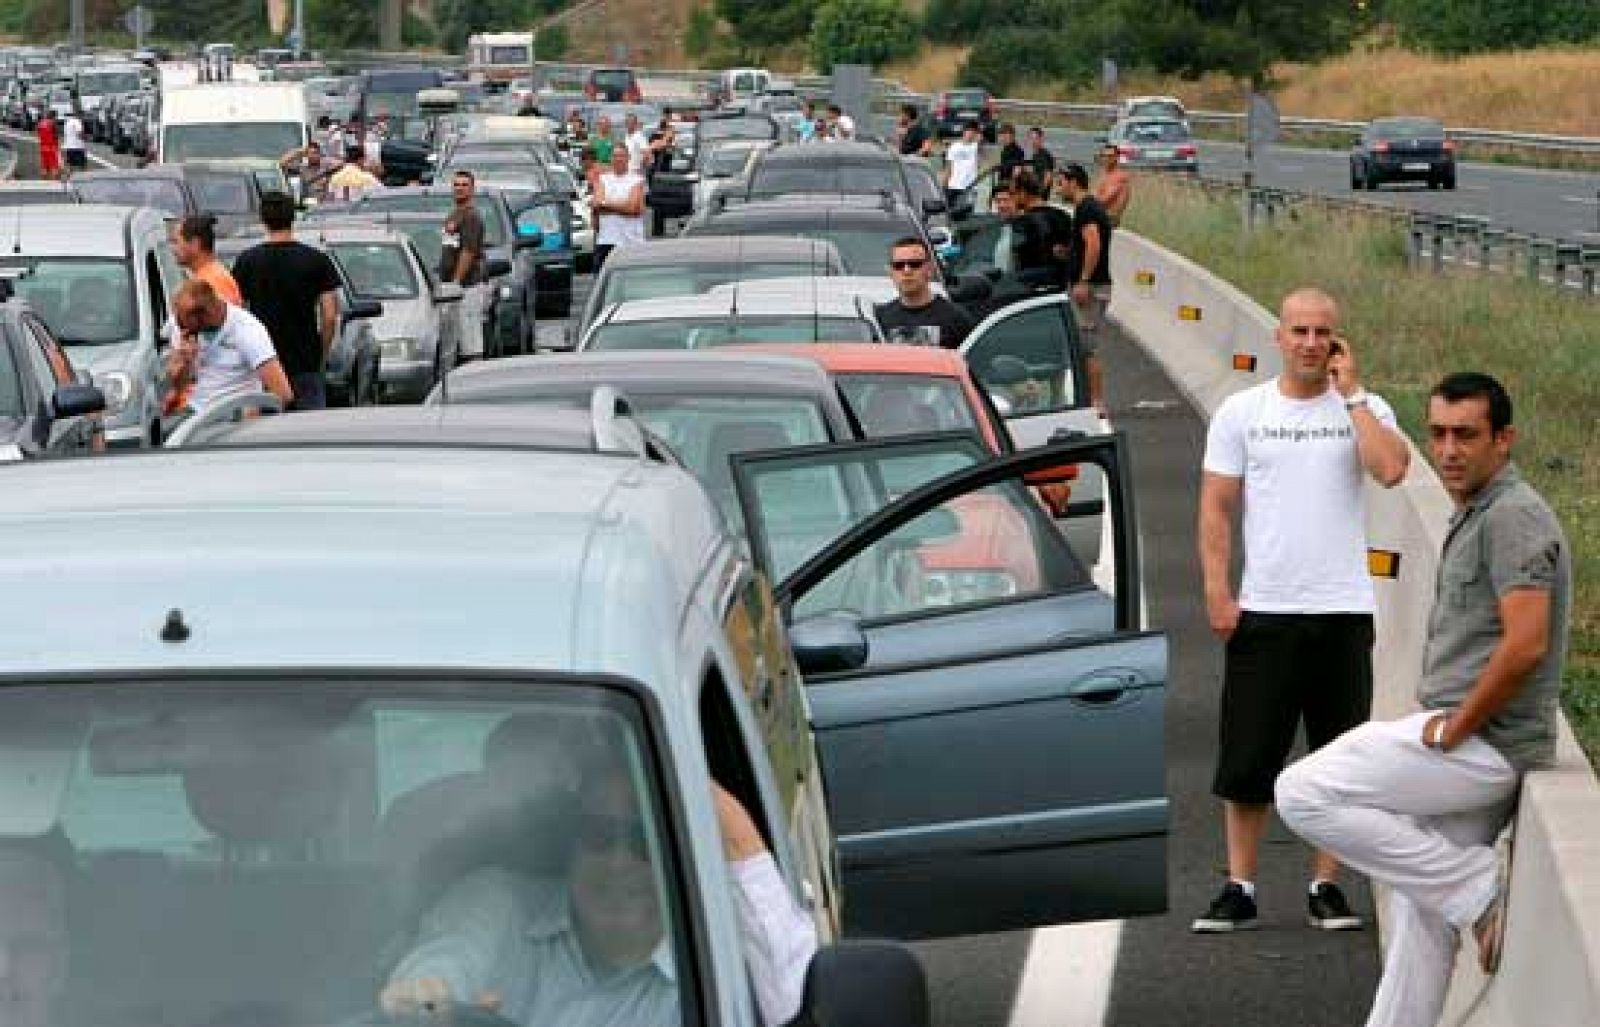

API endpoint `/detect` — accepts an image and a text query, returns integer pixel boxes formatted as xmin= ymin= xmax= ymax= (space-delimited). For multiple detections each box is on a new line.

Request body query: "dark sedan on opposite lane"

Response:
xmin=1351 ymin=116 xmax=1457 ymax=191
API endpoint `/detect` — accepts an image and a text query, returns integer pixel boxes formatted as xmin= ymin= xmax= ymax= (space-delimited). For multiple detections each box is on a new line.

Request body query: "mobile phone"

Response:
xmin=1329 ymin=337 xmax=1346 ymax=357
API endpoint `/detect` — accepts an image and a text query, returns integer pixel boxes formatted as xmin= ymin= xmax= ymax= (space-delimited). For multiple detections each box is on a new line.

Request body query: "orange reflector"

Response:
xmin=1368 ymin=549 xmax=1401 ymax=579
xmin=1232 ymin=354 xmax=1258 ymax=372
xmin=1178 ymin=305 xmax=1203 ymax=321
xmin=1134 ymin=270 xmax=1156 ymax=287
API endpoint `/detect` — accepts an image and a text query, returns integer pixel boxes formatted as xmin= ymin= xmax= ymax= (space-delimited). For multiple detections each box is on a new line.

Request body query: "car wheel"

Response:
xmin=1365 ymin=168 xmax=1380 ymax=191
xmin=1443 ymin=171 xmax=1457 ymax=191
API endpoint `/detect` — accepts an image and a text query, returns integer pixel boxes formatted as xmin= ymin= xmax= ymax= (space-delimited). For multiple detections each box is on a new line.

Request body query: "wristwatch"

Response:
xmin=1343 ymin=388 xmax=1369 ymax=411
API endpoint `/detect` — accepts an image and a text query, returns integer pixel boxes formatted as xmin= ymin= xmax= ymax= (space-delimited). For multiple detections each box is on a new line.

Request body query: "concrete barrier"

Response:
xmin=1108 ymin=229 xmax=1600 ymax=1026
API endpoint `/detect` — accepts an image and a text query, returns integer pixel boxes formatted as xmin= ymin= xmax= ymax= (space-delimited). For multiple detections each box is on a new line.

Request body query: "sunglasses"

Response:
xmin=890 ymin=259 xmax=927 ymax=271
xmin=577 ymin=813 xmax=649 ymax=860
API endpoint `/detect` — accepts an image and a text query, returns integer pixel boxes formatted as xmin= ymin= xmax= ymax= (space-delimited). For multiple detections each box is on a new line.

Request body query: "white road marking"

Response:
xmin=1009 ymin=920 xmax=1123 ymax=1027
xmin=1561 ymin=195 xmax=1600 ymax=205
xmin=1577 ymin=230 xmax=1600 ymax=239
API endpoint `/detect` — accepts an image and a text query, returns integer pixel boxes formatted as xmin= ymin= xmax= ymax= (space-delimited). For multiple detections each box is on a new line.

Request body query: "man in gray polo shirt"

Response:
xmin=1275 ymin=372 xmax=1570 ymax=1027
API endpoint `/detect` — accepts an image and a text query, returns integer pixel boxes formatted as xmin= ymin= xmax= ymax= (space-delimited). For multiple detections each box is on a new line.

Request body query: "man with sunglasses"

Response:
xmin=875 ymin=237 xmax=974 ymax=349
xmin=382 ymin=740 xmax=816 ymax=1026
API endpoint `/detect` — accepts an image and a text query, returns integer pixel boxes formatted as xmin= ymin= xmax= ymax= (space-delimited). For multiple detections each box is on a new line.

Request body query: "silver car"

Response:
xmin=578 ymin=287 xmax=882 ymax=352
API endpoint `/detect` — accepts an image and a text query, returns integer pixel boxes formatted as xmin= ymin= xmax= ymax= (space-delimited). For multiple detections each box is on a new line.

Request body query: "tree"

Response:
xmin=809 ymin=0 xmax=917 ymax=73
xmin=715 ymin=0 xmax=813 ymax=51
xmin=1387 ymin=0 xmax=1600 ymax=54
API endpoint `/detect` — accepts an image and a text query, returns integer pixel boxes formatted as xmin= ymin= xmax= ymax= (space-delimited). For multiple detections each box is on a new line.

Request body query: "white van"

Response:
xmin=158 ymin=82 xmax=308 ymax=164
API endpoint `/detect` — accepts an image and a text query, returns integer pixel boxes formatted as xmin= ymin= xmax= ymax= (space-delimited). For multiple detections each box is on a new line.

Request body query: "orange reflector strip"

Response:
xmin=1232 ymin=354 xmax=1258 ymax=372
xmin=1134 ymin=270 xmax=1156 ymax=287
xmin=1178 ymin=305 xmax=1203 ymax=321
xmin=1368 ymin=549 xmax=1401 ymax=579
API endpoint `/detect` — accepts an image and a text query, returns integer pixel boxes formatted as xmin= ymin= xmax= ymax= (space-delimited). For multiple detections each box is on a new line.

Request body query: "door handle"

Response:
xmin=1066 ymin=670 xmax=1140 ymax=705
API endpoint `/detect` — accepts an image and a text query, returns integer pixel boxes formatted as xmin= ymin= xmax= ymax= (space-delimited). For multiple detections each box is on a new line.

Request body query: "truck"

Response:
xmin=466 ymin=32 xmax=534 ymax=90
xmin=158 ymin=82 xmax=308 ymax=164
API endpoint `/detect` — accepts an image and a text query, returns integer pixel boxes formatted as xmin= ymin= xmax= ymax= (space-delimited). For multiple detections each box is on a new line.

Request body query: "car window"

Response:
xmin=351 ymin=195 xmax=510 ymax=246
xmin=162 ymin=122 xmax=304 ymax=164
xmin=189 ymin=175 xmax=254 ymax=214
xmin=1373 ymin=118 xmax=1444 ymax=139
xmin=330 ymin=243 xmax=420 ymax=300
xmin=750 ymin=164 xmax=902 ymax=199
xmin=0 ymin=331 xmax=26 ymax=416
xmin=601 ymin=262 xmax=828 ymax=306
xmin=73 ymin=177 xmax=188 ymax=216
xmin=1129 ymin=100 xmax=1184 ymax=120
xmin=698 ymin=117 xmax=778 ymax=143
xmin=28 ymin=319 xmax=76 ymax=385
xmin=11 ymin=680 xmax=693 ymax=1026
xmin=588 ymin=316 xmax=875 ymax=351
xmin=1126 ymin=121 xmax=1188 ymax=143
xmin=965 ymin=303 xmax=1083 ymax=413
xmin=693 ymin=221 xmax=911 ymax=277
xmin=945 ymin=90 xmax=988 ymax=108
xmin=704 ymin=147 xmax=756 ymax=177
xmin=592 ymin=70 xmax=633 ymax=89
xmin=1 ymin=258 xmax=137 ymax=345
xmin=837 ymin=374 xmax=981 ymax=440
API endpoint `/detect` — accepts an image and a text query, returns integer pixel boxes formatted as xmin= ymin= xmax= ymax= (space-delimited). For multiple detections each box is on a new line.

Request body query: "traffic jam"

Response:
xmin=0 ymin=41 xmax=1165 ymax=1027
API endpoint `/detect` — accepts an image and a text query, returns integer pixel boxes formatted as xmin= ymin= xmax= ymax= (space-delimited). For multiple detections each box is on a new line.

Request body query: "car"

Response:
xmin=584 ymin=65 xmax=642 ymax=103
xmin=691 ymin=139 xmax=773 ymax=211
xmin=0 ymin=204 xmax=183 ymax=447
xmin=573 ymin=236 xmax=847 ymax=349
xmin=0 ymin=181 xmax=81 ymax=207
xmin=932 ymin=87 xmax=997 ymax=142
xmin=309 ymin=222 xmax=464 ymax=403
xmin=646 ymin=112 xmax=781 ymax=229
xmin=315 ymin=185 xmax=544 ymax=354
xmin=433 ymin=162 xmax=576 ymax=319
xmin=213 ymin=232 xmax=386 ymax=408
xmin=1351 ymin=116 xmax=1456 ymax=191
xmin=1114 ymin=95 xmax=1188 ymax=124
xmin=71 ymin=163 xmax=296 ymax=237
xmin=110 ymin=92 xmax=155 ymax=156
xmin=578 ymin=288 xmax=882 ymax=352
xmin=681 ymin=194 xmax=947 ymax=283
xmin=1105 ymin=118 xmax=1199 ymax=174
xmin=0 ymin=286 xmax=105 ymax=457
xmin=712 ymin=67 xmax=773 ymax=109
xmin=736 ymin=142 xmax=943 ymax=225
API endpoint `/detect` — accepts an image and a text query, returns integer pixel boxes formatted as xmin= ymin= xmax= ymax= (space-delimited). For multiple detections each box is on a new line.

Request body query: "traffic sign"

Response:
xmin=123 ymin=4 xmax=154 ymax=37
xmin=1247 ymin=92 xmax=1280 ymax=149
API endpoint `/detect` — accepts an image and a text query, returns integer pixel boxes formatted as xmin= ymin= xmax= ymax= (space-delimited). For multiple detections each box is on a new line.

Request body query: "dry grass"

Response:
xmin=1123 ymin=176 xmax=1600 ymax=766
xmin=556 ymin=0 xmax=703 ymax=69
xmin=882 ymin=44 xmax=971 ymax=93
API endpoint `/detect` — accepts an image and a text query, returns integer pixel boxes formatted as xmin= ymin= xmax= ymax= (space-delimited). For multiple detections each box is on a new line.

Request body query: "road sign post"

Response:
xmin=123 ymin=5 xmax=154 ymax=50
xmin=1243 ymin=92 xmax=1280 ymax=231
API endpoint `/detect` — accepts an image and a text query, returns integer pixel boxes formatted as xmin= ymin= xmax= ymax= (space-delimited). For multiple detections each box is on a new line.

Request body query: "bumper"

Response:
xmin=379 ymin=358 xmax=435 ymax=403
xmin=1371 ymin=158 xmax=1452 ymax=181
xmin=103 ymin=421 xmax=148 ymax=449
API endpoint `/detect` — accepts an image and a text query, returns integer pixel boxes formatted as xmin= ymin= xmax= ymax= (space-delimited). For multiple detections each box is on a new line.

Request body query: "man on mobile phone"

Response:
xmin=1193 ymin=287 xmax=1411 ymax=935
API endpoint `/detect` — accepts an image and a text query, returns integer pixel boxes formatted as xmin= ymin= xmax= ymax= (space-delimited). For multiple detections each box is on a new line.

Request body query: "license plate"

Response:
xmin=1402 ymin=162 xmax=1430 ymax=171
xmin=957 ymin=110 xmax=980 ymax=118
xmin=1145 ymin=149 xmax=1173 ymax=161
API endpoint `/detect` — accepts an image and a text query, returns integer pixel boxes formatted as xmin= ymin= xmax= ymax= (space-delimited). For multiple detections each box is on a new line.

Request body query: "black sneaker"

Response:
xmin=1192 ymin=881 xmax=1258 ymax=933
xmin=1308 ymin=881 xmax=1365 ymax=931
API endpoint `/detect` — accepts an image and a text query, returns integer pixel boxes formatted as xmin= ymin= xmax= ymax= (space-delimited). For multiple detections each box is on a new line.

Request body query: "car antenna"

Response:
xmin=810 ymin=238 xmax=820 ymax=342
xmin=10 ymin=204 xmax=22 ymax=254
xmin=728 ymin=234 xmax=742 ymax=343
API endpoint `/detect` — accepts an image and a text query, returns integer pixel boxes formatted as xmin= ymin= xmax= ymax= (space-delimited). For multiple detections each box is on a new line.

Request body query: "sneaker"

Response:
xmin=1308 ymin=881 xmax=1365 ymax=931
xmin=1192 ymin=881 xmax=1258 ymax=933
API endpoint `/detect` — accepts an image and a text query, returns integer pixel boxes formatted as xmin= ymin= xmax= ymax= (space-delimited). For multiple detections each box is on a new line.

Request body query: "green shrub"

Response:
xmin=809 ymin=0 xmax=917 ymax=74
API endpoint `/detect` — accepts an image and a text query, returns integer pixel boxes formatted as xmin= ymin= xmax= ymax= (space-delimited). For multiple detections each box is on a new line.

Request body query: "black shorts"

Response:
xmin=65 ymin=149 xmax=87 ymax=170
xmin=1212 ymin=612 xmax=1374 ymax=804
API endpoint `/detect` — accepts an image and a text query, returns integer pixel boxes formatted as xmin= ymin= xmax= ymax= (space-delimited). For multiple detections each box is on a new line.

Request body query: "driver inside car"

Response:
xmin=380 ymin=730 xmax=817 ymax=1027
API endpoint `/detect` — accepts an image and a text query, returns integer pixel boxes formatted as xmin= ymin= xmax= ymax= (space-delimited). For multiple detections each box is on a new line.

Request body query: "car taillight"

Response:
xmin=1176 ymin=144 xmax=1196 ymax=157
xmin=1442 ymin=139 xmax=1456 ymax=152
xmin=1373 ymin=141 xmax=1389 ymax=153
xmin=1117 ymin=144 xmax=1136 ymax=158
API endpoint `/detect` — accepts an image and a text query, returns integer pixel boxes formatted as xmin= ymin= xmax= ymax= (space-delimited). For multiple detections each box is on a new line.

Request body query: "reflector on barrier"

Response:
xmin=1134 ymin=270 xmax=1156 ymax=287
xmin=1178 ymin=305 xmax=1203 ymax=321
xmin=1367 ymin=549 xmax=1401 ymax=579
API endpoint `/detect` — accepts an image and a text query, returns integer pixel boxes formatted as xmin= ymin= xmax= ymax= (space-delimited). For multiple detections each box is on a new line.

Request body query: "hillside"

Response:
xmin=545 ymin=0 xmax=702 ymax=69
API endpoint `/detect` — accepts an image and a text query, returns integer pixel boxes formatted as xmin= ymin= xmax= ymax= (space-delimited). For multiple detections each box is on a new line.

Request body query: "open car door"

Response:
xmin=731 ymin=431 xmax=1167 ymax=940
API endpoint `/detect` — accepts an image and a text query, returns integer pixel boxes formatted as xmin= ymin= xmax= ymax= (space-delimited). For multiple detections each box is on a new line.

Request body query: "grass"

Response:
xmin=1122 ymin=176 xmax=1600 ymax=769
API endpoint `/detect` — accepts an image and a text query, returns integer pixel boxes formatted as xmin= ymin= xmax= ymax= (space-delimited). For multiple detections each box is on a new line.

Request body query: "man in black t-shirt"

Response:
xmin=996 ymin=123 xmax=1025 ymax=185
xmin=897 ymin=104 xmax=932 ymax=157
xmin=232 ymin=192 xmax=343 ymax=411
xmin=1009 ymin=171 xmax=1073 ymax=292
xmin=1057 ymin=163 xmax=1113 ymax=413
xmin=874 ymin=237 xmax=974 ymax=349
xmin=440 ymin=170 xmax=489 ymax=360
xmin=1026 ymin=126 xmax=1055 ymax=199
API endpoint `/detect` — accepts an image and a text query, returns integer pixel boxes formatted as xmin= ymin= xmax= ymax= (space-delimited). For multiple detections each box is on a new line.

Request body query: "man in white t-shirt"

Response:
xmin=623 ymin=113 xmax=649 ymax=173
xmin=941 ymin=121 xmax=982 ymax=213
xmin=591 ymin=147 xmax=646 ymax=270
xmin=165 ymin=279 xmax=293 ymax=415
xmin=61 ymin=110 xmax=87 ymax=172
xmin=1192 ymin=287 xmax=1411 ymax=936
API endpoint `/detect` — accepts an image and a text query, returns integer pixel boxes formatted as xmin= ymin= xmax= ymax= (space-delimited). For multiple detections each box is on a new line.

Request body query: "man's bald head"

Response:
xmin=174 ymin=279 xmax=225 ymax=333
xmin=1280 ymin=287 xmax=1339 ymax=325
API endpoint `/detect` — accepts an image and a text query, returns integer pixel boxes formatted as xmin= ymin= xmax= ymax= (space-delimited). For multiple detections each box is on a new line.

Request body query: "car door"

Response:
xmin=731 ymin=431 xmax=1167 ymax=940
xmin=16 ymin=319 xmax=86 ymax=452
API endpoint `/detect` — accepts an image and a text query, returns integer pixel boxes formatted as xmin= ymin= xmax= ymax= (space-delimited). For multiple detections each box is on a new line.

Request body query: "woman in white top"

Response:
xmin=592 ymin=147 xmax=646 ymax=269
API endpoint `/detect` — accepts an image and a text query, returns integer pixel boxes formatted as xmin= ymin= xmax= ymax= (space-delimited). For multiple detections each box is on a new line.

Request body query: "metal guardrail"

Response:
xmin=1157 ymin=173 xmax=1599 ymax=296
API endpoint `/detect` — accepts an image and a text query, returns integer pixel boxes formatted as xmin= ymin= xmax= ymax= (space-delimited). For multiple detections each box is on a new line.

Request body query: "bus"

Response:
xmin=467 ymin=32 xmax=534 ymax=89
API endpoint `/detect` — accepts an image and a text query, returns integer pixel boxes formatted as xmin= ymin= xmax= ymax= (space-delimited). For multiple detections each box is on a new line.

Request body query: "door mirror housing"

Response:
xmin=789 ymin=612 xmax=869 ymax=676
xmin=52 ymin=383 xmax=105 ymax=418
xmin=344 ymin=298 xmax=383 ymax=321
xmin=796 ymin=941 xmax=930 ymax=1027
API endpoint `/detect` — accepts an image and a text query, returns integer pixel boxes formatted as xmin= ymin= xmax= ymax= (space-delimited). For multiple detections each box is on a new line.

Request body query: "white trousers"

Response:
xmin=1275 ymin=712 xmax=1518 ymax=1027
xmin=458 ymin=282 xmax=488 ymax=358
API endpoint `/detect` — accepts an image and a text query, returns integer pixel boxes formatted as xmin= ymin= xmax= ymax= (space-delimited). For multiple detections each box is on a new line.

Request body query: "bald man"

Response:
xmin=1192 ymin=287 xmax=1410 ymax=935
xmin=166 ymin=278 xmax=293 ymax=415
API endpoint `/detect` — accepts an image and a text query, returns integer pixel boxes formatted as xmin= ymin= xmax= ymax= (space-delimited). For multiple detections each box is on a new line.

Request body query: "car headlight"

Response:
xmin=920 ymin=569 xmax=1019 ymax=607
xmin=379 ymin=337 xmax=421 ymax=362
xmin=94 ymin=371 xmax=134 ymax=414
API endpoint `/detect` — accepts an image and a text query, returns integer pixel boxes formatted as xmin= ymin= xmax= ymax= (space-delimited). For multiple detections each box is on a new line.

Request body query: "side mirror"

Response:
xmin=485 ymin=256 xmax=512 ymax=278
xmin=788 ymin=612 xmax=868 ymax=676
xmin=796 ymin=941 xmax=930 ymax=1027
xmin=513 ymin=213 xmax=546 ymax=248
xmin=52 ymin=383 xmax=105 ymax=418
xmin=433 ymin=281 xmax=464 ymax=304
xmin=345 ymin=298 xmax=383 ymax=320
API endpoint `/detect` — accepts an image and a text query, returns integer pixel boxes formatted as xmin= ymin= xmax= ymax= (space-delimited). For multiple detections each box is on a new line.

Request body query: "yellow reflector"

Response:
xmin=1232 ymin=354 xmax=1258 ymax=372
xmin=1368 ymin=549 xmax=1402 ymax=579
xmin=1178 ymin=305 xmax=1203 ymax=321
xmin=1134 ymin=270 xmax=1156 ymax=287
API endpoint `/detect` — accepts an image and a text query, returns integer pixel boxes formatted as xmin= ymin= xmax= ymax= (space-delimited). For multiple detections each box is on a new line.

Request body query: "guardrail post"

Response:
xmin=1480 ymin=227 xmax=1507 ymax=275
xmin=1527 ymin=238 xmax=1551 ymax=281
xmin=1431 ymin=217 xmax=1447 ymax=273
xmin=1554 ymin=243 xmax=1581 ymax=290
xmin=1453 ymin=216 xmax=1489 ymax=272
xmin=1408 ymin=215 xmax=1429 ymax=268
xmin=1582 ymin=245 xmax=1600 ymax=295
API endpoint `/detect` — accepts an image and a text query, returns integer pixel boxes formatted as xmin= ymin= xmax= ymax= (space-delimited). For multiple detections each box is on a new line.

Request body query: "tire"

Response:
xmin=1443 ymin=171 xmax=1457 ymax=191
xmin=1365 ymin=168 xmax=1381 ymax=191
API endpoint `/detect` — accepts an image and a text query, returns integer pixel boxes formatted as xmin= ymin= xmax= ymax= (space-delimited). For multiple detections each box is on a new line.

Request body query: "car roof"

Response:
xmin=0 ymin=444 xmax=725 ymax=684
xmin=758 ymin=141 xmax=895 ymax=165
xmin=0 ymin=204 xmax=147 ymax=257
xmin=740 ymin=341 xmax=970 ymax=377
xmin=443 ymin=350 xmax=837 ymax=401
xmin=73 ymin=165 xmax=190 ymax=182
xmin=191 ymin=404 xmax=650 ymax=453
xmin=602 ymin=288 xmax=869 ymax=321
xmin=598 ymin=236 xmax=841 ymax=268
xmin=707 ymin=276 xmax=911 ymax=302
xmin=0 ymin=181 xmax=77 ymax=193
xmin=694 ymin=195 xmax=918 ymax=225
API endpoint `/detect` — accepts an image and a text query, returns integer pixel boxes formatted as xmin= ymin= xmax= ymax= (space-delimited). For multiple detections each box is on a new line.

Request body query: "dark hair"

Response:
xmin=1013 ymin=169 xmax=1042 ymax=197
xmin=1028 ymin=125 xmax=1044 ymax=137
xmin=259 ymin=191 xmax=296 ymax=231
xmin=451 ymin=168 xmax=476 ymax=183
xmin=1430 ymin=372 xmax=1513 ymax=432
xmin=1060 ymin=162 xmax=1090 ymax=188
xmin=901 ymin=103 xmax=918 ymax=120
xmin=315 ymin=115 xmax=330 ymax=129
xmin=992 ymin=180 xmax=1013 ymax=196
xmin=175 ymin=213 xmax=218 ymax=251
xmin=827 ymin=103 xmax=842 ymax=115
xmin=344 ymin=143 xmax=363 ymax=163
xmin=999 ymin=123 xmax=1015 ymax=136
xmin=888 ymin=236 xmax=929 ymax=259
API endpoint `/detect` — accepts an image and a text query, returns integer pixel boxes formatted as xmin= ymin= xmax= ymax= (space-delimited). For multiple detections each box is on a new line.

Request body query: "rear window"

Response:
xmin=592 ymin=70 xmax=634 ymax=89
xmin=1128 ymin=99 xmax=1185 ymax=120
xmin=189 ymin=175 xmax=255 ymax=215
xmin=944 ymin=90 xmax=988 ymax=108
xmin=329 ymin=243 xmax=419 ymax=300
xmin=349 ymin=195 xmax=509 ymax=247
xmin=588 ymin=316 xmax=875 ymax=351
xmin=73 ymin=177 xmax=187 ymax=217
xmin=599 ymin=261 xmax=828 ymax=306
xmin=1123 ymin=121 xmax=1190 ymax=143
xmin=749 ymin=164 xmax=902 ymax=199
xmin=690 ymin=219 xmax=912 ymax=277
xmin=1373 ymin=118 xmax=1445 ymax=139
xmin=837 ymin=373 xmax=980 ymax=439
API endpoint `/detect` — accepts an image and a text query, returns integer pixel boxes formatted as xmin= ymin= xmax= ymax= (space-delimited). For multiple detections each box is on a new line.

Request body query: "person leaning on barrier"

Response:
xmin=1276 ymin=372 xmax=1570 ymax=1027
xmin=164 ymin=278 xmax=293 ymax=419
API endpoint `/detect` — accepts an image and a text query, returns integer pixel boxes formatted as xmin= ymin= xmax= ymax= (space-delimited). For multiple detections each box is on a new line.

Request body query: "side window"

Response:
xmin=698 ymin=666 xmax=772 ymax=852
xmin=15 ymin=320 xmax=58 ymax=390
xmin=145 ymin=251 xmax=170 ymax=337
xmin=966 ymin=303 xmax=1085 ymax=414
xmin=27 ymin=319 xmax=74 ymax=385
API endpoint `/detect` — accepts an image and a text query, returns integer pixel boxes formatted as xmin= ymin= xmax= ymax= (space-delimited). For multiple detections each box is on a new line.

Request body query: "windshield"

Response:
xmin=0 ymin=259 xmax=137 ymax=344
xmin=588 ymin=316 xmax=874 ymax=350
xmin=72 ymin=177 xmax=187 ymax=216
xmin=837 ymin=374 xmax=980 ymax=439
xmin=1123 ymin=121 xmax=1189 ymax=143
xmin=330 ymin=243 xmax=420 ymax=299
xmin=189 ymin=175 xmax=255 ymax=214
xmin=488 ymin=45 xmax=530 ymax=65
xmin=77 ymin=71 xmax=142 ymax=96
xmin=1128 ymin=99 xmax=1184 ymax=119
xmin=704 ymin=146 xmax=755 ymax=177
xmin=163 ymin=122 xmax=304 ymax=163
xmin=944 ymin=90 xmax=988 ymax=108
xmin=749 ymin=164 xmax=902 ymax=198
xmin=598 ymin=261 xmax=829 ymax=307
xmin=349 ymin=195 xmax=509 ymax=247
xmin=592 ymin=70 xmax=634 ymax=90
xmin=0 ymin=680 xmax=692 ymax=1027
xmin=693 ymin=222 xmax=909 ymax=277
xmin=364 ymin=91 xmax=422 ymax=118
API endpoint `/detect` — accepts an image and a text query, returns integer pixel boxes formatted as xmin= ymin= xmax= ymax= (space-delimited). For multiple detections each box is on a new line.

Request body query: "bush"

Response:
xmin=537 ymin=23 xmax=569 ymax=61
xmin=1387 ymin=0 xmax=1600 ymax=55
xmin=809 ymin=0 xmax=917 ymax=74
xmin=684 ymin=4 xmax=717 ymax=59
